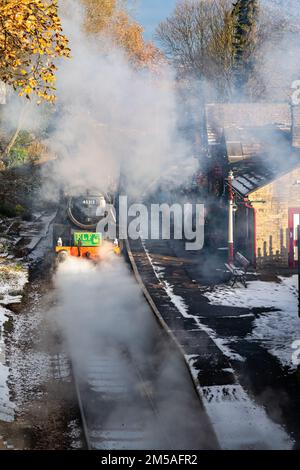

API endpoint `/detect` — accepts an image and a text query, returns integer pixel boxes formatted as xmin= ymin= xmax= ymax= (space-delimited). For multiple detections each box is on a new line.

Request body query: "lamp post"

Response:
xmin=228 ymin=170 xmax=235 ymax=263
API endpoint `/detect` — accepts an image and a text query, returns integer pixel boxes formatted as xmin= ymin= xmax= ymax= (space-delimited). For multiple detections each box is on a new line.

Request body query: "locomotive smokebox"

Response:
xmin=67 ymin=192 xmax=107 ymax=230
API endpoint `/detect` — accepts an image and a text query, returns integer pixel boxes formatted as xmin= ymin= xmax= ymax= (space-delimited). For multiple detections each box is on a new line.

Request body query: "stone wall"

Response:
xmin=251 ymin=167 xmax=300 ymax=267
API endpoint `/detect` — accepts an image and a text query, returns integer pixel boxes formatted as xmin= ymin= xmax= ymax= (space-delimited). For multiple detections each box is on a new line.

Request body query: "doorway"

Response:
xmin=288 ymin=208 xmax=300 ymax=267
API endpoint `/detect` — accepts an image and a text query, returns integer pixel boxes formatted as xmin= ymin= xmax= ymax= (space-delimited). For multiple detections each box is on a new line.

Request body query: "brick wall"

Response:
xmin=251 ymin=167 xmax=300 ymax=267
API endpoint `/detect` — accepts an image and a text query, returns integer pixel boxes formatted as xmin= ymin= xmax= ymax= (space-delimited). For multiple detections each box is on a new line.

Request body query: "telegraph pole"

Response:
xmin=228 ymin=170 xmax=235 ymax=263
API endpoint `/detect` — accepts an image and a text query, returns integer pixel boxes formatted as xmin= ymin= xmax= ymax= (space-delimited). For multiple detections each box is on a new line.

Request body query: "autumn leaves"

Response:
xmin=0 ymin=0 xmax=70 ymax=102
xmin=0 ymin=0 xmax=162 ymax=104
xmin=82 ymin=0 xmax=162 ymax=70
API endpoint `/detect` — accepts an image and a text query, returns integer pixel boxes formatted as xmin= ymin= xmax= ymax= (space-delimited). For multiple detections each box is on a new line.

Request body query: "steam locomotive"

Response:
xmin=53 ymin=189 xmax=120 ymax=262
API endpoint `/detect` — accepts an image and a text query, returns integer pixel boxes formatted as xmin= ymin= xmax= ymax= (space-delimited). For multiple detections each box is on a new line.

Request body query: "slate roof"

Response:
xmin=205 ymin=102 xmax=300 ymax=196
xmin=205 ymin=103 xmax=292 ymax=147
xmin=231 ymin=151 xmax=300 ymax=196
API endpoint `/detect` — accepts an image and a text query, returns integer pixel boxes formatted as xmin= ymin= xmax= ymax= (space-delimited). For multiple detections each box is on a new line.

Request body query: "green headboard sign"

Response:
xmin=74 ymin=232 xmax=102 ymax=247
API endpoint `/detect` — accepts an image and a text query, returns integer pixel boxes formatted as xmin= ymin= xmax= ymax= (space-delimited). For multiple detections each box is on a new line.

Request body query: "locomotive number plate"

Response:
xmin=74 ymin=232 xmax=102 ymax=247
xmin=82 ymin=199 xmax=97 ymax=205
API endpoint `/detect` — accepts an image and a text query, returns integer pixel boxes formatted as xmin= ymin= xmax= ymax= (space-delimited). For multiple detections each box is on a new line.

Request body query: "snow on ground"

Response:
xmin=67 ymin=419 xmax=82 ymax=449
xmin=0 ymin=262 xmax=28 ymax=305
xmin=204 ymin=276 xmax=300 ymax=371
xmin=7 ymin=294 xmax=53 ymax=405
xmin=141 ymin=240 xmax=244 ymax=362
xmin=187 ymin=357 xmax=293 ymax=449
xmin=141 ymin=240 xmax=294 ymax=448
xmin=0 ymin=261 xmax=28 ymax=423
xmin=187 ymin=356 xmax=293 ymax=449
xmin=0 ymin=306 xmax=15 ymax=422
xmin=200 ymin=384 xmax=293 ymax=450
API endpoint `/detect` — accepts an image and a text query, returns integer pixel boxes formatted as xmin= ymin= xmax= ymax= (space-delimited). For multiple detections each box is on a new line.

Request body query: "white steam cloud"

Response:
xmin=46 ymin=0 xmax=197 ymax=199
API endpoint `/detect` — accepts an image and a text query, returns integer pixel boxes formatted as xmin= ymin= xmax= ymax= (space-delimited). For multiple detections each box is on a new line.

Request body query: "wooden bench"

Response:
xmin=225 ymin=252 xmax=251 ymax=288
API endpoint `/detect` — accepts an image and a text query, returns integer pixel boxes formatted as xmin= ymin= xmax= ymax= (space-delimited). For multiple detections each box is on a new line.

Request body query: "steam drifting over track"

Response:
xmin=55 ymin=255 xmax=217 ymax=450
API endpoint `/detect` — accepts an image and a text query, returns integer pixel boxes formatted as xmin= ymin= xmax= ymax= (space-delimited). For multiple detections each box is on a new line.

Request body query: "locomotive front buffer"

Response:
xmin=55 ymin=231 xmax=120 ymax=263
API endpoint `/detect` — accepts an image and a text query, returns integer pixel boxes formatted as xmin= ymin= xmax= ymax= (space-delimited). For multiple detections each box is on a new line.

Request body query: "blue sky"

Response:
xmin=132 ymin=1 xmax=296 ymax=41
xmin=132 ymin=0 xmax=177 ymax=40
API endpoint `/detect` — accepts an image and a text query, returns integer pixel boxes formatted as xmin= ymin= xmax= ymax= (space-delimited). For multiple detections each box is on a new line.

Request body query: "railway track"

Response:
xmin=67 ymin=242 xmax=218 ymax=450
xmin=71 ymin=317 xmax=218 ymax=450
xmin=72 ymin=343 xmax=173 ymax=450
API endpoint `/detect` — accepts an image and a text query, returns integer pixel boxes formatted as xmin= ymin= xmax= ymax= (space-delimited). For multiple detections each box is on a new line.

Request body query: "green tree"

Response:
xmin=231 ymin=0 xmax=259 ymax=91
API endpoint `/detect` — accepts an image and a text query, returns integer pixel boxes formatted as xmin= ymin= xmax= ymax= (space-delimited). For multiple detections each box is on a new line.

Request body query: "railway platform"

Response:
xmin=126 ymin=236 xmax=297 ymax=449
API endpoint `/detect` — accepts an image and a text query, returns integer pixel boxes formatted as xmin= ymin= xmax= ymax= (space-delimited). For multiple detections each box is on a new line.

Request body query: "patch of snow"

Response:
xmin=203 ymin=277 xmax=293 ymax=309
xmin=0 ymin=263 xmax=28 ymax=305
xmin=68 ymin=419 xmax=82 ymax=449
xmin=0 ymin=306 xmax=7 ymax=324
xmin=204 ymin=276 xmax=300 ymax=370
xmin=9 ymin=309 xmax=52 ymax=405
xmin=196 ymin=320 xmax=246 ymax=363
xmin=201 ymin=385 xmax=293 ymax=450
xmin=188 ymin=356 xmax=294 ymax=450
xmin=0 ymin=259 xmax=28 ymax=424
xmin=0 ymin=306 xmax=15 ymax=422
xmin=187 ymin=356 xmax=293 ymax=449
xmin=185 ymin=355 xmax=199 ymax=372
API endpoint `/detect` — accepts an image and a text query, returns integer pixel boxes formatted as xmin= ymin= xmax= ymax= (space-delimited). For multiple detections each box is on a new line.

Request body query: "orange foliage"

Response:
xmin=81 ymin=0 xmax=163 ymax=70
xmin=81 ymin=0 xmax=116 ymax=34
xmin=109 ymin=10 xmax=163 ymax=69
